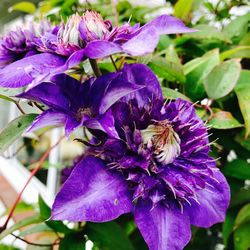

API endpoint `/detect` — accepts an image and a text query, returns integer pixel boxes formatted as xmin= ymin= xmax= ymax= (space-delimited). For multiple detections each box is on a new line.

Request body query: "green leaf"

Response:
xmin=86 ymin=222 xmax=135 ymax=250
xmin=0 ymin=244 xmax=20 ymax=250
xmin=9 ymin=1 xmax=36 ymax=14
xmin=148 ymin=55 xmax=185 ymax=83
xmin=222 ymin=159 xmax=250 ymax=180
xmin=161 ymin=87 xmax=191 ymax=101
xmin=0 ymin=215 xmax=43 ymax=240
xmin=59 ymin=232 xmax=85 ymax=250
xmin=38 ymin=195 xmax=51 ymax=220
xmin=184 ymin=49 xmax=220 ymax=100
xmin=231 ymin=189 xmax=250 ymax=208
xmin=224 ymin=13 xmax=250 ymax=40
xmin=234 ymin=203 xmax=250 ymax=229
xmin=39 ymin=195 xmax=71 ymax=234
xmin=0 ymin=94 xmax=16 ymax=104
xmin=235 ymin=70 xmax=250 ymax=137
xmin=19 ymin=223 xmax=53 ymax=237
xmin=205 ymin=59 xmax=241 ymax=99
xmin=235 ymin=133 xmax=250 ymax=152
xmin=174 ymin=0 xmax=194 ymax=21
xmin=208 ymin=109 xmax=243 ymax=129
xmin=0 ymin=114 xmax=38 ymax=154
xmin=234 ymin=222 xmax=250 ymax=250
xmin=184 ymin=24 xmax=231 ymax=43
xmin=220 ymin=46 xmax=250 ymax=61
xmin=223 ymin=208 xmax=238 ymax=246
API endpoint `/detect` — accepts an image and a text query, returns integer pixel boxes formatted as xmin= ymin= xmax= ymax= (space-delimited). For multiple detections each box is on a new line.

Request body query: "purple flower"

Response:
xmin=51 ymin=64 xmax=230 ymax=250
xmin=0 ymin=21 xmax=57 ymax=69
xmin=0 ymin=12 xmax=195 ymax=88
xmin=17 ymin=70 xmax=144 ymax=136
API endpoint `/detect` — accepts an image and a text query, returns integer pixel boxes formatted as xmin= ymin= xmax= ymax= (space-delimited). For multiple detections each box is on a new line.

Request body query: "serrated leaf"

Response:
xmin=0 ymin=114 xmax=37 ymax=153
xmin=205 ymin=59 xmax=241 ymax=99
xmin=174 ymin=0 xmax=194 ymax=21
xmin=59 ymin=232 xmax=85 ymax=250
xmin=234 ymin=203 xmax=250 ymax=229
xmin=86 ymin=222 xmax=135 ymax=250
xmin=220 ymin=46 xmax=250 ymax=60
xmin=162 ymin=87 xmax=190 ymax=101
xmin=234 ymin=222 xmax=250 ymax=250
xmin=184 ymin=49 xmax=220 ymax=100
xmin=9 ymin=1 xmax=36 ymax=14
xmin=235 ymin=70 xmax=250 ymax=137
xmin=149 ymin=56 xmax=185 ymax=83
xmin=208 ymin=109 xmax=243 ymax=129
xmin=222 ymin=159 xmax=250 ymax=180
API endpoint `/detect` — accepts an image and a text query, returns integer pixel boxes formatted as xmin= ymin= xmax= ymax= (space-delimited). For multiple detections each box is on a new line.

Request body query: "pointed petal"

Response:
xmin=121 ymin=63 xmax=163 ymax=106
xmin=122 ymin=26 xmax=159 ymax=56
xmin=142 ymin=15 xmax=197 ymax=35
xmin=99 ymin=75 xmax=145 ymax=114
xmin=0 ymin=53 xmax=66 ymax=88
xmin=27 ymin=109 xmax=67 ymax=132
xmin=84 ymin=41 xmax=122 ymax=59
xmin=186 ymin=171 xmax=230 ymax=227
xmin=51 ymin=156 xmax=132 ymax=222
xmin=135 ymin=200 xmax=191 ymax=250
xmin=16 ymin=82 xmax=70 ymax=110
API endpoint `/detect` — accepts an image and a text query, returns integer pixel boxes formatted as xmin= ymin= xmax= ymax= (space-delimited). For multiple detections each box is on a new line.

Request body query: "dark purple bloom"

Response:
xmin=17 ymin=69 xmax=144 ymax=136
xmin=0 ymin=12 xmax=195 ymax=88
xmin=51 ymin=64 xmax=230 ymax=250
xmin=0 ymin=21 xmax=57 ymax=69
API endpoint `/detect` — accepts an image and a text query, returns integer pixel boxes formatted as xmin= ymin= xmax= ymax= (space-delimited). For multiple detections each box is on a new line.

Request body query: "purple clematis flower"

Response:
xmin=51 ymin=64 xmax=230 ymax=250
xmin=17 ymin=67 xmax=145 ymax=136
xmin=0 ymin=21 xmax=57 ymax=69
xmin=0 ymin=11 xmax=195 ymax=88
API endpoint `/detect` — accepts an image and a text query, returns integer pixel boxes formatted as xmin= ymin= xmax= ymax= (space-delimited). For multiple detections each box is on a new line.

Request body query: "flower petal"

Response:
xmin=84 ymin=40 xmax=122 ymax=59
xmin=27 ymin=109 xmax=67 ymax=132
xmin=135 ymin=200 xmax=191 ymax=250
xmin=186 ymin=171 xmax=230 ymax=227
xmin=121 ymin=63 xmax=163 ymax=106
xmin=16 ymin=82 xmax=70 ymax=110
xmin=51 ymin=156 xmax=133 ymax=222
xmin=0 ymin=53 xmax=66 ymax=88
xmin=122 ymin=26 xmax=159 ymax=56
xmin=142 ymin=15 xmax=197 ymax=35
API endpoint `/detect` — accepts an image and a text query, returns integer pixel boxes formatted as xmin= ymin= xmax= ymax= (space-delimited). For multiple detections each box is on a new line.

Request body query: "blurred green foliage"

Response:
xmin=0 ymin=0 xmax=250 ymax=249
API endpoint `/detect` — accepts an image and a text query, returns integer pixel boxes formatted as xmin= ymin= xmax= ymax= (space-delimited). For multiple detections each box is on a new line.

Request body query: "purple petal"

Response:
xmin=186 ymin=171 xmax=230 ymax=227
xmin=0 ymin=53 xmax=66 ymax=88
xmin=135 ymin=200 xmax=191 ymax=250
xmin=84 ymin=40 xmax=122 ymax=59
xmin=51 ymin=156 xmax=133 ymax=222
xmin=84 ymin=110 xmax=119 ymax=139
xmin=27 ymin=109 xmax=67 ymax=132
xmin=16 ymin=82 xmax=70 ymax=110
xmin=121 ymin=63 xmax=163 ymax=106
xmin=122 ymin=26 xmax=159 ymax=56
xmin=142 ymin=15 xmax=197 ymax=35
xmin=99 ymin=75 xmax=145 ymax=114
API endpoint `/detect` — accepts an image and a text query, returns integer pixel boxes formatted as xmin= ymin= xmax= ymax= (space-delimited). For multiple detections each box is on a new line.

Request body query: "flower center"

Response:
xmin=76 ymin=107 xmax=92 ymax=121
xmin=58 ymin=13 xmax=84 ymax=47
xmin=141 ymin=120 xmax=181 ymax=165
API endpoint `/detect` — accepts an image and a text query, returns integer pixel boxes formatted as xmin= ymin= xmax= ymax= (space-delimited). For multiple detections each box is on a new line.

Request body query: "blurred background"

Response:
xmin=0 ymin=0 xmax=249 ymax=249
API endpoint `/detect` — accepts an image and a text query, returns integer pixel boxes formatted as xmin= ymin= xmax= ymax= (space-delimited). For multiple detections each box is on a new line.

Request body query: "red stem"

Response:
xmin=0 ymin=136 xmax=64 ymax=233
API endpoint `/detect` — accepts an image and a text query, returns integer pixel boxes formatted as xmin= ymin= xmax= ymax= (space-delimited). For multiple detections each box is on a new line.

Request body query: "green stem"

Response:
xmin=89 ymin=59 xmax=102 ymax=77
xmin=110 ymin=56 xmax=118 ymax=71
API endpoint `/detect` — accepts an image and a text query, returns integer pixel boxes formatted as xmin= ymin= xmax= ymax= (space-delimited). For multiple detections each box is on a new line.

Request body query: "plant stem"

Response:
xmin=11 ymin=233 xmax=60 ymax=247
xmin=110 ymin=56 xmax=118 ymax=71
xmin=89 ymin=59 xmax=102 ymax=77
xmin=14 ymin=101 xmax=25 ymax=115
xmin=0 ymin=136 xmax=64 ymax=233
